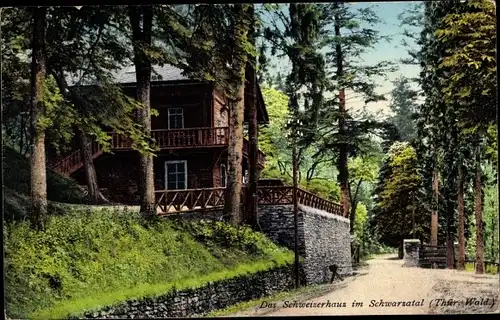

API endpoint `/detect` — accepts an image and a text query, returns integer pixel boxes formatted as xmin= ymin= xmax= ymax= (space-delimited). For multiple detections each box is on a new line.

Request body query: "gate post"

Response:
xmin=403 ymin=239 xmax=421 ymax=267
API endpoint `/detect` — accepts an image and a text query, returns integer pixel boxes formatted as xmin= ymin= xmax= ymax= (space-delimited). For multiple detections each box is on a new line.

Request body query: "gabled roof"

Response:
xmin=66 ymin=64 xmax=191 ymax=86
xmin=113 ymin=64 xmax=190 ymax=84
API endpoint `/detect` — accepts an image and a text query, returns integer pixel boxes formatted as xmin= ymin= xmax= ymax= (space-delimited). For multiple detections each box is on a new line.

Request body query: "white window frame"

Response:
xmin=220 ymin=164 xmax=227 ymax=187
xmin=165 ymin=160 xmax=188 ymax=190
xmin=167 ymin=107 xmax=184 ymax=129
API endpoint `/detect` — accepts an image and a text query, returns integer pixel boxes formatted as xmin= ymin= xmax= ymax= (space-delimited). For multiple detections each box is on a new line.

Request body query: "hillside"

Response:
xmin=4 ymin=209 xmax=293 ymax=319
xmin=3 ymin=148 xmax=294 ymax=319
xmin=3 ymin=146 xmax=87 ymax=221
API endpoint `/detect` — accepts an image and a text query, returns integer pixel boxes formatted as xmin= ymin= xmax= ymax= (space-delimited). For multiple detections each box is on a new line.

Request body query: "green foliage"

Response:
xmin=372 ymin=142 xmax=429 ymax=247
xmin=303 ymin=179 xmax=341 ymax=202
xmin=482 ymin=172 xmax=498 ymax=262
xmin=3 ymin=147 xmax=87 ymax=221
xmin=387 ymin=75 xmax=418 ymax=142
xmin=4 ymin=209 xmax=293 ymax=319
xmin=176 ymin=219 xmax=291 ymax=258
xmin=259 ymin=86 xmax=341 ymax=203
xmin=353 ymin=203 xmax=368 ymax=247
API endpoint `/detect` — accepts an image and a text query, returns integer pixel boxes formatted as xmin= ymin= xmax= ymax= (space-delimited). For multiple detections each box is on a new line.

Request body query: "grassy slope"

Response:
xmin=3 ymin=148 xmax=294 ymax=319
xmin=3 ymin=146 xmax=87 ymax=221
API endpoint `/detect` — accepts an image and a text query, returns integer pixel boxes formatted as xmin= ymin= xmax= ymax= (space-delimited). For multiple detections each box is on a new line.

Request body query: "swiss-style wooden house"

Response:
xmin=49 ymin=64 xmax=269 ymax=204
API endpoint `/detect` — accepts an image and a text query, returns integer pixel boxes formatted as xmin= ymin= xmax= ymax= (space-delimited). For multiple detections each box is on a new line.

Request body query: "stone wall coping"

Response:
xmin=298 ymin=204 xmax=350 ymax=223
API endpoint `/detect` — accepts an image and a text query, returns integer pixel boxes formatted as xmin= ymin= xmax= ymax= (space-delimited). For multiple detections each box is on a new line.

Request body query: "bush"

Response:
xmin=301 ymin=179 xmax=341 ymax=202
xmin=4 ymin=209 xmax=293 ymax=319
xmin=178 ymin=220 xmax=288 ymax=258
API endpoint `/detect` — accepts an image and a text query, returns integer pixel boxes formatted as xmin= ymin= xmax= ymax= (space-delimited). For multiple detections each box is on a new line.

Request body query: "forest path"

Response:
xmin=232 ymin=254 xmax=499 ymax=316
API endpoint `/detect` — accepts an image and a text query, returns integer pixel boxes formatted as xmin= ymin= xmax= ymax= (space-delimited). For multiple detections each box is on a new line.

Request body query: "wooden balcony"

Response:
xmin=154 ymin=186 xmax=344 ymax=216
xmin=50 ymin=127 xmax=266 ymax=175
xmin=110 ymin=128 xmax=266 ymax=164
xmin=112 ymin=127 xmax=230 ymax=149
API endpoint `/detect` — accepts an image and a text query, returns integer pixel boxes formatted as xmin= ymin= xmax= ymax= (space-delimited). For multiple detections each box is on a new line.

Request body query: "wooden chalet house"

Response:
xmin=49 ymin=64 xmax=269 ymax=205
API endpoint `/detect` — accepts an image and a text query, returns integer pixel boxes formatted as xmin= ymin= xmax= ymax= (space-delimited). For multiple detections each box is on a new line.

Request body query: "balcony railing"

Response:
xmin=112 ymin=127 xmax=229 ymax=149
xmin=50 ymin=127 xmax=266 ymax=175
xmin=154 ymin=186 xmax=343 ymax=216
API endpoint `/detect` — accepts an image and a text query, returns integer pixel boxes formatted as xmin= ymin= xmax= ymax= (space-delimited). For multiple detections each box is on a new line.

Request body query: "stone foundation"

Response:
xmin=82 ymin=264 xmax=298 ymax=319
xmin=166 ymin=204 xmax=353 ymax=285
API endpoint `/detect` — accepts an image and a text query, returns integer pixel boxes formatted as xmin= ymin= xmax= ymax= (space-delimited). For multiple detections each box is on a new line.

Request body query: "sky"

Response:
xmin=263 ymin=1 xmax=423 ymax=118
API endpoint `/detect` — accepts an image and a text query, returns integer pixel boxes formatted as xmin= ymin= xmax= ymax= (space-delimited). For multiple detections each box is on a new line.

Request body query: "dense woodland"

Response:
xmin=2 ymin=0 xmax=498 ymax=274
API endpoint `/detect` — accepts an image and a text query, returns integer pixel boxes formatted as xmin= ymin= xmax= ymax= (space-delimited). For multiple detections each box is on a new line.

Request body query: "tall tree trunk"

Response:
xmin=246 ymin=5 xmax=259 ymax=229
xmin=348 ymin=179 xmax=363 ymax=234
xmin=334 ymin=13 xmax=350 ymax=218
xmin=20 ymin=109 xmax=25 ymax=155
xmin=457 ymin=164 xmax=465 ymax=270
xmin=474 ymin=150 xmax=484 ymax=274
xmin=431 ymin=168 xmax=439 ymax=245
xmin=129 ymin=6 xmax=155 ymax=218
xmin=225 ymin=85 xmax=246 ymax=226
xmin=446 ymin=234 xmax=454 ymax=269
xmin=29 ymin=7 xmax=48 ymax=230
xmin=223 ymin=4 xmax=251 ymax=227
xmin=78 ymin=128 xmax=108 ymax=204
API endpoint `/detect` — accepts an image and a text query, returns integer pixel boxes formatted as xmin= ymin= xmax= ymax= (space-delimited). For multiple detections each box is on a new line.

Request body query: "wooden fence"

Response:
xmin=419 ymin=245 xmax=499 ymax=274
xmin=419 ymin=244 xmax=448 ymax=268
xmin=154 ymin=186 xmax=344 ymax=216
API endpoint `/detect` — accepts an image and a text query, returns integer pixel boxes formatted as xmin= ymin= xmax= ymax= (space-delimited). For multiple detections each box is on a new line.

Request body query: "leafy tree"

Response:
xmin=353 ymin=203 xmax=369 ymax=257
xmin=178 ymin=4 xmax=256 ymax=225
xmin=2 ymin=6 xmax=159 ymax=206
xmin=372 ymin=142 xmax=428 ymax=258
xmin=128 ymin=5 xmax=156 ymax=217
xmin=347 ymin=155 xmax=379 ymax=233
xmin=28 ymin=7 xmax=49 ymax=229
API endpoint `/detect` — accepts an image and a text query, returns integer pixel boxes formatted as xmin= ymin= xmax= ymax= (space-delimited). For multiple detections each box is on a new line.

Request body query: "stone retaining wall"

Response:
xmin=82 ymin=264 xmax=298 ymax=319
xmin=258 ymin=204 xmax=353 ymax=284
xmin=168 ymin=204 xmax=353 ymax=285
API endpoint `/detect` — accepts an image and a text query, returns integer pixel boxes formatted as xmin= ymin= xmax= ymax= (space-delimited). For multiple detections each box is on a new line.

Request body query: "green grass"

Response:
xmin=33 ymin=258 xmax=292 ymax=320
xmin=4 ymin=209 xmax=293 ymax=319
xmin=464 ymin=262 xmax=499 ymax=274
xmin=3 ymin=146 xmax=87 ymax=221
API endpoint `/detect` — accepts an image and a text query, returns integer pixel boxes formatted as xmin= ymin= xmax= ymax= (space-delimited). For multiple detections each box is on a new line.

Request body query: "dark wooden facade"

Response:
xmin=53 ymin=76 xmax=269 ymax=204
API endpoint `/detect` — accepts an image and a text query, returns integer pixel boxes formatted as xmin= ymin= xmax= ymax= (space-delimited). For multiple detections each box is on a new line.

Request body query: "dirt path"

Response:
xmin=235 ymin=254 xmax=499 ymax=316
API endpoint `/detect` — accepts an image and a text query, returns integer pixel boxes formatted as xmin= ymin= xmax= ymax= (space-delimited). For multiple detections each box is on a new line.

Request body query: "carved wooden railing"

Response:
xmin=50 ymin=127 xmax=267 ymax=175
xmin=49 ymin=141 xmax=102 ymax=175
xmin=111 ymin=127 xmax=229 ymax=150
xmin=153 ymin=127 xmax=229 ymax=148
xmin=155 ymin=187 xmax=227 ymax=213
xmin=154 ymin=186 xmax=343 ymax=216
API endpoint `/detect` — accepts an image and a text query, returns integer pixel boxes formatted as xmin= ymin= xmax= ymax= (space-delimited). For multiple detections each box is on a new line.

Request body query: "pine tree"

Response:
xmin=311 ymin=3 xmax=395 ymax=221
xmin=372 ymin=142 xmax=428 ymax=258
xmin=434 ymin=0 xmax=496 ymax=273
xmin=387 ymin=76 xmax=418 ymax=142
xmin=179 ymin=4 xmax=256 ymax=225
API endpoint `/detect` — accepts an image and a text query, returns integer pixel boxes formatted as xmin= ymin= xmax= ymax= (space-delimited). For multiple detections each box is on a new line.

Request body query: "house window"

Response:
xmin=168 ymin=108 xmax=184 ymax=129
xmin=220 ymin=164 xmax=227 ymax=187
xmin=165 ymin=160 xmax=187 ymax=190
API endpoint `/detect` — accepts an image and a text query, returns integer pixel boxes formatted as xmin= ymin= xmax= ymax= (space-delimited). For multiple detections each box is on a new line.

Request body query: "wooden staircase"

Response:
xmin=49 ymin=141 xmax=103 ymax=176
